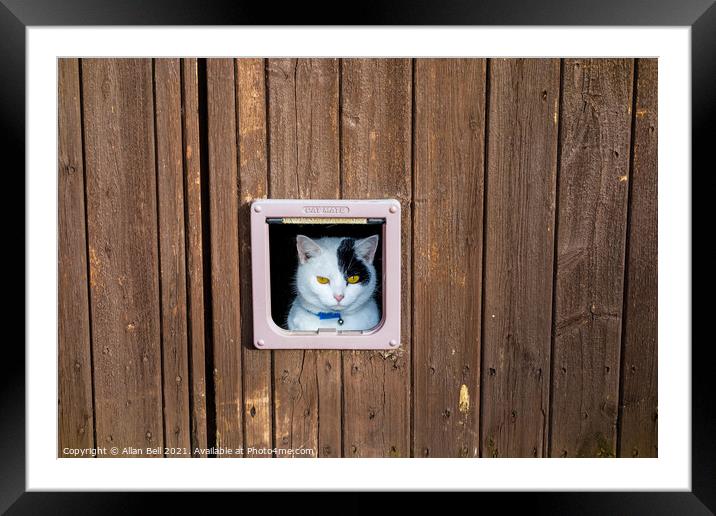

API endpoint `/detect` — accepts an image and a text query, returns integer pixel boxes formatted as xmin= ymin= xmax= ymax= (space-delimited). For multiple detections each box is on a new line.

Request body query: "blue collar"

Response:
xmin=315 ymin=311 xmax=342 ymax=320
xmin=302 ymin=306 xmax=342 ymax=321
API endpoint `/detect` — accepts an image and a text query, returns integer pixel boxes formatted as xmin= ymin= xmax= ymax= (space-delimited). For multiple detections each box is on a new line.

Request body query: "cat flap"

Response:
xmin=250 ymin=199 xmax=401 ymax=350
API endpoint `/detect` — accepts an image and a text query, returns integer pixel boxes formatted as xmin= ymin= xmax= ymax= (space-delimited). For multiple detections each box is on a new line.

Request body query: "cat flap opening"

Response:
xmin=250 ymin=199 xmax=401 ymax=350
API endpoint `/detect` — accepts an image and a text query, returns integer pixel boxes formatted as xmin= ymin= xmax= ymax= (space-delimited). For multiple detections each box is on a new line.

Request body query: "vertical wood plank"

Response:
xmin=58 ymin=58 xmax=95 ymax=456
xmin=550 ymin=59 xmax=634 ymax=458
xmin=413 ymin=59 xmax=486 ymax=458
xmin=480 ymin=59 xmax=560 ymax=458
xmin=180 ymin=58 xmax=208 ymax=456
xmin=618 ymin=59 xmax=658 ymax=458
xmin=82 ymin=59 xmax=164 ymax=454
xmin=236 ymin=58 xmax=273 ymax=456
xmin=206 ymin=58 xmax=243 ymax=456
xmin=154 ymin=58 xmax=191 ymax=455
xmin=340 ymin=59 xmax=412 ymax=457
xmin=268 ymin=58 xmax=342 ymax=457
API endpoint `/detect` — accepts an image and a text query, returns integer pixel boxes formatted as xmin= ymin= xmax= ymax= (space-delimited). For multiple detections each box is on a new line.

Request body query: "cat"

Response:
xmin=287 ymin=234 xmax=380 ymax=331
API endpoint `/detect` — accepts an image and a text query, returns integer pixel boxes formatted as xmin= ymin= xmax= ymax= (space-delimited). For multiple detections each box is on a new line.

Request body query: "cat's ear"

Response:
xmin=296 ymin=235 xmax=322 ymax=264
xmin=354 ymin=235 xmax=379 ymax=264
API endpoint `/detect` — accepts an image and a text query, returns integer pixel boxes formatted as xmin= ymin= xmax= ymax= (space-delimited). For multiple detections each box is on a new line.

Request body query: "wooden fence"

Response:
xmin=58 ymin=58 xmax=657 ymax=458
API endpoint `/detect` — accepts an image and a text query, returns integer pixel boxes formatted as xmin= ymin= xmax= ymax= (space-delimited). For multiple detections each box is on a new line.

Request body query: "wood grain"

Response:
xmin=153 ymin=58 xmax=191 ymax=455
xmin=480 ymin=59 xmax=560 ymax=458
xmin=60 ymin=58 xmax=659 ymax=459
xmin=58 ymin=58 xmax=95 ymax=456
xmin=180 ymin=58 xmax=208 ymax=456
xmin=236 ymin=58 xmax=273 ymax=456
xmin=618 ymin=59 xmax=658 ymax=458
xmin=82 ymin=58 xmax=164 ymax=455
xmin=340 ymin=58 xmax=412 ymax=457
xmin=267 ymin=58 xmax=342 ymax=457
xmin=413 ymin=59 xmax=486 ymax=458
xmin=206 ymin=59 xmax=243 ymax=456
xmin=550 ymin=59 xmax=634 ymax=458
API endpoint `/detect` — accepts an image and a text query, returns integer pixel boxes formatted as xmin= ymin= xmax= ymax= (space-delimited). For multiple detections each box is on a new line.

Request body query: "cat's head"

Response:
xmin=294 ymin=234 xmax=379 ymax=314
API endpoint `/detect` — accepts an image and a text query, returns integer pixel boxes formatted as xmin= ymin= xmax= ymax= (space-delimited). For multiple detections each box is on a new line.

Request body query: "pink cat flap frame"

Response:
xmin=250 ymin=199 xmax=401 ymax=350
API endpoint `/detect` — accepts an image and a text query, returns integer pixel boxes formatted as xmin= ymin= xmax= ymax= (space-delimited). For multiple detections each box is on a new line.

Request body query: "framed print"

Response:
xmin=8 ymin=0 xmax=713 ymax=511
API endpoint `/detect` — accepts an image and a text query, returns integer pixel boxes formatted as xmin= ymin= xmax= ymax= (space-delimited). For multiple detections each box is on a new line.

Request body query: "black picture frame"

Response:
xmin=5 ymin=0 xmax=712 ymax=511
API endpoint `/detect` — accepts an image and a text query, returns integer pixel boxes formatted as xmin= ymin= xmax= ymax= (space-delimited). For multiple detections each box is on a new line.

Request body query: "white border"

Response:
xmin=27 ymin=27 xmax=690 ymax=490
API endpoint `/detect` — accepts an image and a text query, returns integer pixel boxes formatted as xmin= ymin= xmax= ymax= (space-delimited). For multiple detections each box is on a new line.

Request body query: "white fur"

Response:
xmin=287 ymin=236 xmax=379 ymax=331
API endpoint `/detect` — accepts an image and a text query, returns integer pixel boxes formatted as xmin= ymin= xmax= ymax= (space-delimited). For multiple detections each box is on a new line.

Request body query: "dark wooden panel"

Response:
xmin=413 ymin=59 xmax=486 ymax=458
xmin=180 ymin=58 xmax=208 ymax=456
xmin=267 ymin=58 xmax=342 ymax=457
xmin=63 ymin=57 xmax=658 ymax=460
xmin=206 ymin=58 xmax=243 ymax=456
xmin=82 ymin=58 xmax=164 ymax=454
xmin=58 ymin=58 xmax=94 ymax=456
xmin=153 ymin=58 xmax=191 ymax=455
xmin=340 ymin=58 xmax=412 ymax=457
xmin=236 ymin=58 xmax=273 ymax=456
xmin=550 ymin=59 xmax=634 ymax=458
xmin=618 ymin=58 xmax=658 ymax=458
xmin=481 ymin=59 xmax=560 ymax=458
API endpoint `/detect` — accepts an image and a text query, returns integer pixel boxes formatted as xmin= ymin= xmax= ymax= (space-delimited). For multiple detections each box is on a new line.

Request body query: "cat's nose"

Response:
xmin=333 ymin=293 xmax=345 ymax=302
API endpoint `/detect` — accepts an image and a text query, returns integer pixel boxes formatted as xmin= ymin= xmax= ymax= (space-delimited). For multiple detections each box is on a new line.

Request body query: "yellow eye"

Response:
xmin=347 ymin=275 xmax=360 ymax=284
xmin=316 ymin=276 xmax=330 ymax=284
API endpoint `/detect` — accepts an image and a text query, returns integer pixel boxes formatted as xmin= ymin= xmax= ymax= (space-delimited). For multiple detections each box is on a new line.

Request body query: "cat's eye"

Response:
xmin=316 ymin=276 xmax=330 ymax=284
xmin=346 ymin=275 xmax=360 ymax=284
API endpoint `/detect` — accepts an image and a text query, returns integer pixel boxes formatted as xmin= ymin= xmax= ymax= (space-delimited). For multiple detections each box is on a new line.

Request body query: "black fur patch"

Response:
xmin=337 ymin=238 xmax=370 ymax=284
